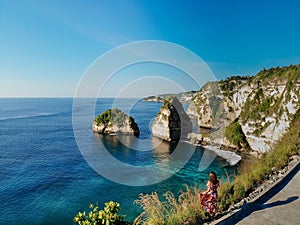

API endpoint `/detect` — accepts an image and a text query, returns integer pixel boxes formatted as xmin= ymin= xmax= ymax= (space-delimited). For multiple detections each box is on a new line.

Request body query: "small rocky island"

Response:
xmin=93 ymin=108 xmax=140 ymax=137
xmin=151 ymin=97 xmax=192 ymax=143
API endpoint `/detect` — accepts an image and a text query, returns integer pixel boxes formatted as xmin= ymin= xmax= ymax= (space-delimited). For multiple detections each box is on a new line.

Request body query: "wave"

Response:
xmin=0 ymin=112 xmax=63 ymax=121
xmin=203 ymin=145 xmax=242 ymax=166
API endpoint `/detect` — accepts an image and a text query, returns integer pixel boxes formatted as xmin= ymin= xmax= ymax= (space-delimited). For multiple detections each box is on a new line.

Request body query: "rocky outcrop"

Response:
xmin=151 ymin=97 xmax=192 ymax=142
xmin=187 ymin=65 xmax=300 ymax=153
xmin=143 ymin=91 xmax=197 ymax=103
xmin=93 ymin=108 xmax=140 ymax=137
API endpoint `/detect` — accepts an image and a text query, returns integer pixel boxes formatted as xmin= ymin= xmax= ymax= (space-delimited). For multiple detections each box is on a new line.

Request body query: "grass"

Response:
xmin=218 ymin=110 xmax=300 ymax=210
xmin=133 ymin=111 xmax=300 ymax=223
xmin=133 ymin=186 xmax=209 ymax=225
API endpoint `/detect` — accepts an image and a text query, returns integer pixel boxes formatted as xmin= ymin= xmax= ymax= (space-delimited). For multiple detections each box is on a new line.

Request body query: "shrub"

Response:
xmin=94 ymin=108 xmax=135 ymax=127
xmin=74 ymin=201 xmax=130 ymax=225
xmin=225 ymin=118 xmax=249 ymax=148
xmin=224 ymin=111 xmax=300 ymax=208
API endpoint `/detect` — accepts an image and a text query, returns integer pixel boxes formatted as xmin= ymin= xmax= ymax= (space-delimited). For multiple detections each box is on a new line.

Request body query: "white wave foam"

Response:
xmin=204 ymin=145 xmax=242 ymax=166
xmin=0 ymin=113 xmax=59 ymax=121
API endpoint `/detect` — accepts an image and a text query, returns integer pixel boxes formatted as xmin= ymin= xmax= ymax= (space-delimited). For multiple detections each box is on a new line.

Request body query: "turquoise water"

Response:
xmin=0 ymin=98 xmax=235 ymax=224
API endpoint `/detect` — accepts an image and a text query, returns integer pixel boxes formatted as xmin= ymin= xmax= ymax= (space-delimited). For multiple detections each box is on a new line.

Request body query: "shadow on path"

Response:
xmin=256 ymin=196 xmax=298 ymax=210
xmin=218 ymin=164 xmax=300 ymax=225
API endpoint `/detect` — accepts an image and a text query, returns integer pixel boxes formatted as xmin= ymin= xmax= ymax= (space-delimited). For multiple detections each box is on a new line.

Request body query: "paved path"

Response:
xmin=219 ymin=163 xmax=300 ymax=225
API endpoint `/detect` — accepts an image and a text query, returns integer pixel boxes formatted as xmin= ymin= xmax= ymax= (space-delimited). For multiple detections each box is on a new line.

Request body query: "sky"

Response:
xmin=1 ymin=0 xmax=300 ymax=97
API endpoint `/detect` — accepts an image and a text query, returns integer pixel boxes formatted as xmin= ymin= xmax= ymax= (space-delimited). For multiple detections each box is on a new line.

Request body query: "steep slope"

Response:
xmin=187 ymin=64 xmax=300 ymax=153
xmin=152 ymin=97 xmax=192 ymax=142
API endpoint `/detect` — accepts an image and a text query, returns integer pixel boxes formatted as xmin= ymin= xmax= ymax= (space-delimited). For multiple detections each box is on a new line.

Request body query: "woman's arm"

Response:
xmin=201 ymin=181 xmax=211 ymax=195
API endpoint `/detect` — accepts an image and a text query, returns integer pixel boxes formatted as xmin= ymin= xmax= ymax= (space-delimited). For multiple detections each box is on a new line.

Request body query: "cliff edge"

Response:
xmin=187 ymin=64 xmax=300 ymax=154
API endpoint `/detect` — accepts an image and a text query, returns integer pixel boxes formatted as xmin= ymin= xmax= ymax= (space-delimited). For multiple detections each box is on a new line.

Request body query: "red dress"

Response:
xmin=200 ymin=181 xmax=220 ymax=215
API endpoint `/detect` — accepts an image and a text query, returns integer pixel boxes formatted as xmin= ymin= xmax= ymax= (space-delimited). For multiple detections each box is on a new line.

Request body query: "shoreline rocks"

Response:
xmin=187 ymin=132 xmax=242 ymax=166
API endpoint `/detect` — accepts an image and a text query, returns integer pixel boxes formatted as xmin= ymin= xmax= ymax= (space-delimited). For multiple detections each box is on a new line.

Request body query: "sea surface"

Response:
xmin=0 ymin=98 xmax=235 ymax=225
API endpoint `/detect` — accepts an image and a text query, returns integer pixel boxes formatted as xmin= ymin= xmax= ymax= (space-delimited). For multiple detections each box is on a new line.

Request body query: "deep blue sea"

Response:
xmin=0 ymin=98 xmax=235 ymax=225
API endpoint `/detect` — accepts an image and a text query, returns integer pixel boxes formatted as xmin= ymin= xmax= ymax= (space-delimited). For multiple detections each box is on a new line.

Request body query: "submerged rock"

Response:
xmin=151 ymin=97 xmax=192 ymax=143
xmin=93 ymin=108 xmax=140 ymax=137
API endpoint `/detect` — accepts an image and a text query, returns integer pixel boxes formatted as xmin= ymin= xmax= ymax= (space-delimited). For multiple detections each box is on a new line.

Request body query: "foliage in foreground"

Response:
xmin=74 ymin=201 xmax=130 ymax=225
xmin=133 ymin=186 xmax=208 ymax=225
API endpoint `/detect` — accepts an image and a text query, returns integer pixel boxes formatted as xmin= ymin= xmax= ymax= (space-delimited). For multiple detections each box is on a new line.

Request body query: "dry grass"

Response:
xmin=133 ymin=186 xmax=208 ymax=225
xmin=133 ymin=112 xmax=300 ymax=224
xmin=218 ymin=111 xmax=300 ymax=210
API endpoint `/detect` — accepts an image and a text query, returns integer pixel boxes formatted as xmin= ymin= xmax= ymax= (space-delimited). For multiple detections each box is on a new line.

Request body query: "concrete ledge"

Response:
xmin=209 ymin=156 xmax=300 ymax=225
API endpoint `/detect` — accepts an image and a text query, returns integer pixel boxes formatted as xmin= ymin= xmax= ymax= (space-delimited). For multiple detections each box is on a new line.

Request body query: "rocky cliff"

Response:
xmin=93 ymin=108 xmax=140 ymax=137
xmin=187 ymin=64 xmax=300 ymax=154
xmin=151 ymin=97 xmax=192 ymax=142
xmin=143 ymin=91 xmax=197 ymax=103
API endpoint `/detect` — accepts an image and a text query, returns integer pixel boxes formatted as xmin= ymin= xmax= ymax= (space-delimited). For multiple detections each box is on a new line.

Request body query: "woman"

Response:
xmin=200 ymin=171 xmax=220 ymax=217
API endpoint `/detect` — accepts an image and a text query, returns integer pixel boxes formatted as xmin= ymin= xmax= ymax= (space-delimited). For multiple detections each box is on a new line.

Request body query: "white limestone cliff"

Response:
xmin=152 ymin=97 xmax=192 ymax=142
xmin=187 ymin=65 xmax=300 ymax=154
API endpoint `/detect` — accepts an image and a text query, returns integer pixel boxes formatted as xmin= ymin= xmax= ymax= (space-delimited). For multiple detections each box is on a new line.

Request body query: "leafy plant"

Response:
xmin=74 ymin=201 xmax=130 ymax=225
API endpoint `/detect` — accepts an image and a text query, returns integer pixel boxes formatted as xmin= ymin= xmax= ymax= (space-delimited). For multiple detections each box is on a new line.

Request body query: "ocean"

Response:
xmin=0 ymin=98 xmax=235 ymax=225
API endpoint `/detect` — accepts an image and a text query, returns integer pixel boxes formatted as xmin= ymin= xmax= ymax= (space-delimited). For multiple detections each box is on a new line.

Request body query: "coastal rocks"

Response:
xmin=187 ymin=65 xmax=300 ymax=154
xmin=151 ymin=97 xmax=192 ymax=142
xmin=143 ymin=91 xmax=197 ymax=103
xmin=187 ymin=133 xmax=211 ymax=146
xmin=93 ymin=108 xmax=140 ymax=137
xmin=186 ymin=133 xmax=242 ymax=166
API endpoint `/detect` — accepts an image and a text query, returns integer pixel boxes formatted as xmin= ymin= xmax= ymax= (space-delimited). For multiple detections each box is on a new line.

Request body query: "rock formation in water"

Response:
xmin=151 ymin=97 xmax=192 ymax=143
xmin=186 ymin=64 xmax=300 ymax=154
xmin=93 ymin=108 xmax=140 ymax=137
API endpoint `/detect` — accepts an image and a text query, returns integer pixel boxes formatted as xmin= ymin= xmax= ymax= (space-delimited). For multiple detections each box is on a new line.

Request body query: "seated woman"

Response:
xmin=200 ymin=171 xmax=220 ymax=217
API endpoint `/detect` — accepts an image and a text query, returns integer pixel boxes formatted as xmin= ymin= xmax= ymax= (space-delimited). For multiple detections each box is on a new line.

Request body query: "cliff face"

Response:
xmin=151 ymin=97 xmax=192 ymax=142
xmin=93 ymin=108 xmax=140 ymax=137
xmin=187 ymin=65 xmax=300 ymax=153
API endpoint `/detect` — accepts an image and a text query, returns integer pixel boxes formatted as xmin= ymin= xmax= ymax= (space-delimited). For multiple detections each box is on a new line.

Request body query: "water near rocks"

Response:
xmin=0 ymin=98 xmax=235 ymax=224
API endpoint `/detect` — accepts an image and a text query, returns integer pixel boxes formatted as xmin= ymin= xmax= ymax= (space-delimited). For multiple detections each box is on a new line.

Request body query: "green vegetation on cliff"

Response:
xmin=225 ymin=118 xmax=249 ymax=149
xmin=220 ymin=75 xmax=251 ymax=98
xmin=219 ymin=108 xmax=300 ymax=210
xmin=240 ymin=64 xmax=300 ymax=124
xmin=94 ymin=108 xmax=136 ymax=127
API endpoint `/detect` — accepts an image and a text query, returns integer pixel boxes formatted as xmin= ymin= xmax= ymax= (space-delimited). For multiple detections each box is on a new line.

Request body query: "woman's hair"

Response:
xmin=209 ymin=171 xmax=219 ymax=185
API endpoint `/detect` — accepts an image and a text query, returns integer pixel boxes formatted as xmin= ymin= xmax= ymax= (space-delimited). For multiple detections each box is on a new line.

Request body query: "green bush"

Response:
xmin=225 ymin=118 xmax=249 ymax=148
xmin=94 ymin=108 xmax=135 ymax=127
xmin=74 ymin=201 xmax=130 ymax=225
xmin=221 ymin=111 xmax=300 ymax=210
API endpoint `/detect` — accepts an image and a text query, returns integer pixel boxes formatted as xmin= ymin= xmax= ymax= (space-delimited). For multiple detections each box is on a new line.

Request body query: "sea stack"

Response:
xmin=151 ymin=97 xmax=192 ymax=143
xmin=93 ymin=108 xmax=140 ymax=137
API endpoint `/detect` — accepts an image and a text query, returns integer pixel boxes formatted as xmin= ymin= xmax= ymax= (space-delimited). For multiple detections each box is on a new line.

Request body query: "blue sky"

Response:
xmin=1 ymin=0 xmax=300 ymax=97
